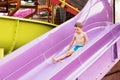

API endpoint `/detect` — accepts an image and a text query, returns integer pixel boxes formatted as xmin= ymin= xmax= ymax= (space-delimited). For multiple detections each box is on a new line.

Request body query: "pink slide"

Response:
xmin=13 ymin=9 xmax=35 ymax=18
xmin=1 ymin=9 xmax=35 ymax=18
xmin=0 ymin=0 xmax=120 ymax=80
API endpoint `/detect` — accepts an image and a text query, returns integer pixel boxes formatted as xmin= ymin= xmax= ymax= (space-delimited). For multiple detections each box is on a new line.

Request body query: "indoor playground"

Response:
xmin=0 ymin=0 xmax=120 ymax=80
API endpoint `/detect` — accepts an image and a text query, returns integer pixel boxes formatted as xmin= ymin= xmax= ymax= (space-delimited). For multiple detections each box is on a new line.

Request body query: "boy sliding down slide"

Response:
xmin=52 ymin=22 xmax=89 ymax=63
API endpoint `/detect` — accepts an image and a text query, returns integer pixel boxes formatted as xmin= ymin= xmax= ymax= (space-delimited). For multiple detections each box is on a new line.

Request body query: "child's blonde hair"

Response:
xmin=74 ymin=22 xmax=83 ymax=28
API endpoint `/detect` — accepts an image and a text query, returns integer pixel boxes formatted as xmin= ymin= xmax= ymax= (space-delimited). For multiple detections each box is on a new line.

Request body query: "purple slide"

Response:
xmin=0 ymin=0 xmax=119 ymax=80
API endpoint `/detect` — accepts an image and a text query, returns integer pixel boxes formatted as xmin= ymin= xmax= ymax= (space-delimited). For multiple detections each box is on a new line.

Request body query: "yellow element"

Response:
xmin=61 ymin=3 xmax=66 ymax=8
xmin=0 ymin=16 xmax=57 ymax=55
xmin=59 ymin=0 xmax=80 ymax=12
xmin=55 ymin=5 xmax=60 ymax=8
xmin=61 ymin=0 xmax=66 ymax=8
xmin=0 ymin=48 xmax=4 ymax=58
xmin=8 ymin=20 xmax=20 ymax=53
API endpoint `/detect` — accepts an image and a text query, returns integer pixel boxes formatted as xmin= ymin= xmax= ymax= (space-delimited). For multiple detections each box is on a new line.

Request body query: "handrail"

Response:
xmin=0 ymin=0 xmax=17 ymax=5
xmin=59 ymin=0 xmax=80 ymax=13
xmin=8 ymin=0 xmax=21 ymax=16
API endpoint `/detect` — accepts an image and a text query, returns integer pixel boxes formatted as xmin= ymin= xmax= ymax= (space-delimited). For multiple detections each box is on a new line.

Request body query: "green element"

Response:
xmin=0 ymin=48 xmax=4 ymax=58
xmin=0 ymin=16 xmax=57 ymax=55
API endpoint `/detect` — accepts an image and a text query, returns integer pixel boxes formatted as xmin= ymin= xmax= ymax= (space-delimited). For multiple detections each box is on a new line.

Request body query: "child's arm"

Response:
xmin=84 ymin=33 xmax=89 ymax=43
xmin=68 ymin=34 xmax=76 ymax=51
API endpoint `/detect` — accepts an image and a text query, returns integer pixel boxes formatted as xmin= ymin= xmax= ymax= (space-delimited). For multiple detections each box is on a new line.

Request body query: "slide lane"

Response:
xmin=0 ymin=0 xmax=113 ymax=80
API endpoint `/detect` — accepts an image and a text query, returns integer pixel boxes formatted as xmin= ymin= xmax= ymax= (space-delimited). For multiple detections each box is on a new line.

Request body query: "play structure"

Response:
xmin=0 ymin=0 xmax=120 ymax=80
xmin=0 ymin=0 xmax=53 ymax=22
xmin=0 ymin=0 xmax=36 ymax=17
xmin=0 ymin=0 xmax=87 ymax=24
xmin=0 ymin=16 xmax=56 ymax=57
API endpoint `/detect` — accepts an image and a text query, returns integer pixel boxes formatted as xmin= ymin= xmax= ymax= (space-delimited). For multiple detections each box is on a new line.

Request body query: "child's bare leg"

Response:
xmin=66 ymin=50 xmax=75 ymax=56
xmin=52 ymin=57 xmax=57 ymax=63
xmin=52 ymin=53 xmax=67 ymax=63
xmin=52 ymin=50 xmax=75 ymax=63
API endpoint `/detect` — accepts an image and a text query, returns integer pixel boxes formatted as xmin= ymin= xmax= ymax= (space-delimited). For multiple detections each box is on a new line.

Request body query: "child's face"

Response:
xmin=74 ymin=27 xmax=82 ymax=33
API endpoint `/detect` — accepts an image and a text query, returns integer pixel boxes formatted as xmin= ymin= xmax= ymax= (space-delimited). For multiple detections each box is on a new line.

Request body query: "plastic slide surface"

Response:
xmin=0 ymin=0 xmax=117 ymax=80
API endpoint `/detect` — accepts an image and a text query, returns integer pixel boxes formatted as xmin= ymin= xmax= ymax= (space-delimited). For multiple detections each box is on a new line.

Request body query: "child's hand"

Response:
xmin=67 ymin=48 xmax=70 ymax=51
xmin=67 ymin=48 xmax=71 ymax=51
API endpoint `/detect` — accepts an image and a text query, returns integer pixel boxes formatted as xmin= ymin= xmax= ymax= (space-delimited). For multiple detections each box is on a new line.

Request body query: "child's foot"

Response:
xmin=52 ymin=57 xmax=57 ymax=64
xmin=59 ymin=60 xmax=63 ymax=63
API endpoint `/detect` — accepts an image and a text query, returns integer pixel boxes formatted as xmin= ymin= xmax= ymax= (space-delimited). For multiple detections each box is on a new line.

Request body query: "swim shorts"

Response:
xmin=73 ymin=45 xmax=83 ymax=51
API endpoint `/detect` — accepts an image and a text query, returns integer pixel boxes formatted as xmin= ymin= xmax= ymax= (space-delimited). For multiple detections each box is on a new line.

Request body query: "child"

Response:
xmin=52 ymin=22 xmax=89 ymax=63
